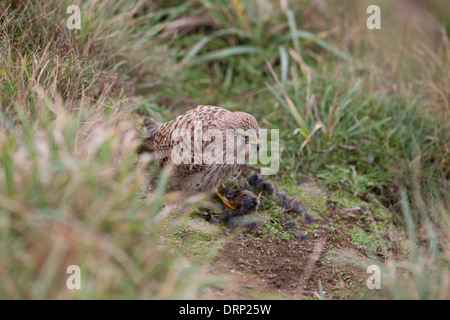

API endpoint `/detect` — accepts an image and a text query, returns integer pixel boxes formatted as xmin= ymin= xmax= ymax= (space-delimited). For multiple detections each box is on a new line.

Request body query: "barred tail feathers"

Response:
xmin=139 ymin=117 xmax=161 ymax=152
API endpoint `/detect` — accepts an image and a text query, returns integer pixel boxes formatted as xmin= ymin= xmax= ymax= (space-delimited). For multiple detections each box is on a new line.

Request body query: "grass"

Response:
xmin=0 ymin=0 xmax=211 ymax=299
xmin=1 ymin=0 xmax=449 ymax=299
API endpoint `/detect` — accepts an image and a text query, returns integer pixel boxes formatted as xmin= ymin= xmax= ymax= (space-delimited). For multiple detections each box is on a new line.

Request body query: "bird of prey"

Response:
xmin=143 ymin=105 xmax=260 ymax=209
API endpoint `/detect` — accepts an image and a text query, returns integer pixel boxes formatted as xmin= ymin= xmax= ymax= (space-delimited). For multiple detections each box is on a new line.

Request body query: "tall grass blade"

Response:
xmin=192 ymin=45 xmax=258 ymax=64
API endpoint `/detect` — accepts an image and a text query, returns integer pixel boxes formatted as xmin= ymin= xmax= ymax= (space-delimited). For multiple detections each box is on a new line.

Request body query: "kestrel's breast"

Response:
xmin=153 ymin=106 xmax=237 ymax=190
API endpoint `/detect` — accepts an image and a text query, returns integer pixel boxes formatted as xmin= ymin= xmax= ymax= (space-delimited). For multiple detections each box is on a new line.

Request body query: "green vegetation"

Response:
xmin=1 ymin=0 xmax=448 ymax=299
xmin=349 ymin=226 xmax=380 ymax=255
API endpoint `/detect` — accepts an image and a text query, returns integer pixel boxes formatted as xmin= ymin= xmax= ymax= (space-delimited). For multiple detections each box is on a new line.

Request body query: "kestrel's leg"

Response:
xmin=215 ymin=189 xmax=237 ymax=210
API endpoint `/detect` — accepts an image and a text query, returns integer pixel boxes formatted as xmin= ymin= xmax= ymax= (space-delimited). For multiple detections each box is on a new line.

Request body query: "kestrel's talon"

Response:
xmin=215 ymin=190 xmax=237 ymax=210
xmin=231 ymin=184 xmax=238 ymax=189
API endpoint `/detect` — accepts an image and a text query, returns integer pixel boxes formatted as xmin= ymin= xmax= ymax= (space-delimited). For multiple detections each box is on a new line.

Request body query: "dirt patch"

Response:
xmin=212 ymin=228 xmax=369 ymax=299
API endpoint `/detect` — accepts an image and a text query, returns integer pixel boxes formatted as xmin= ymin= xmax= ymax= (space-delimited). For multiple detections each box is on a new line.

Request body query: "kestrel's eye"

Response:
xmin=243 ymin=135 xmax=249 ymax=143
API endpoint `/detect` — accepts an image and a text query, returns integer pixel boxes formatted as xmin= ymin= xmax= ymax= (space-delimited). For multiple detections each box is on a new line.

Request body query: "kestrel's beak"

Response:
xmin=250 ymin=137 xmax=260 ymax=151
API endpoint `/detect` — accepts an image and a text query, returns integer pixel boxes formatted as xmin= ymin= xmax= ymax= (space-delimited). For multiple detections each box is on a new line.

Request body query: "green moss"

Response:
xmin=349 ymin=226 xmax=380 ymax=255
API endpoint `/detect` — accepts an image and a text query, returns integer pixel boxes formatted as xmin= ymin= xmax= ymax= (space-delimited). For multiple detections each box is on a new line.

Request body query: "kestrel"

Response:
xmin=143 ymin=105 xmax=260 ymax=209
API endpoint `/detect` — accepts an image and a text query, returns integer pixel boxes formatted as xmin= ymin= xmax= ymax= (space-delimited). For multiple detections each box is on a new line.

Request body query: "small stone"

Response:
xmin=284 ymin=220 xmax=298 ymax=228
xmin=303 ymin=212 xmax=318 ymax=223
xmin=290 ymin=199 xmax=306 ymax=213
xmin=292 ymin=230 xmax=307 ymax=240
xmin=276 ymin=189 xmax=288 ymax=201
xmin=281 ymin=197 xmax=291 ymax=210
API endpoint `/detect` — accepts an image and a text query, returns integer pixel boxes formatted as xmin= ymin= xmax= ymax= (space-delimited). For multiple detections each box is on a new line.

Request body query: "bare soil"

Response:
xmin=209 ymin=223 xmax=371 ymax=299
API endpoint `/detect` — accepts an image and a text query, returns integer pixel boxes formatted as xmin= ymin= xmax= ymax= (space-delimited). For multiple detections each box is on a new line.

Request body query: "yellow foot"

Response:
xmin=220 ymin=183 xmax=238 ymax=189
xmin=215 ymin=190 xmax=236 ymax=210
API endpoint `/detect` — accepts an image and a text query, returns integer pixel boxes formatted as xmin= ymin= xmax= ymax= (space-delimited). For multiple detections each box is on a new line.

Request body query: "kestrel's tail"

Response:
xmin=144 ymin=117 xmax=161 ymax=138
xmin=139 ymin=117 xmax=161 ymax=153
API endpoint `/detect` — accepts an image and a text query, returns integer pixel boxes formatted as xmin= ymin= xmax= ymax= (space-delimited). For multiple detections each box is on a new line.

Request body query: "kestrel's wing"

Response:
xmin=154 ymin=105 xmax=231 ymax=175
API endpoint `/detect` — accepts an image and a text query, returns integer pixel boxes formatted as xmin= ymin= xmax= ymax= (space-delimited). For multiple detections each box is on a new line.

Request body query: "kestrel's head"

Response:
xmin=231 ymin=111 xmax=261 ymax=156
xmin=233 ymin=111 xmax=260 ymax=131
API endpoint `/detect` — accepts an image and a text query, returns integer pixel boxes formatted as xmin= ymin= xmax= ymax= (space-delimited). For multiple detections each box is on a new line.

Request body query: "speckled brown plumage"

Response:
xmin=144 ymin=105 xmax=260 ymax=192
